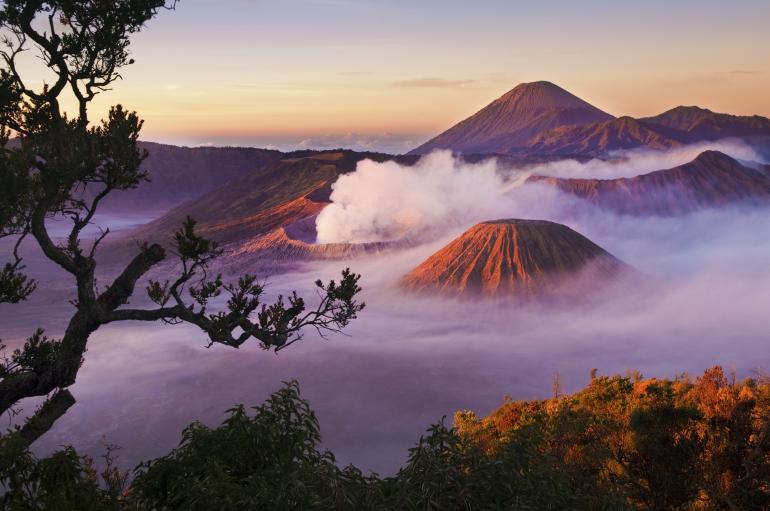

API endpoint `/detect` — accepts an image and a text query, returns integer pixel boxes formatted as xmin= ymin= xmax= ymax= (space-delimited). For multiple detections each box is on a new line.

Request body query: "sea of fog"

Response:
xmin=3 ymin=144 xmax=770 ymax=475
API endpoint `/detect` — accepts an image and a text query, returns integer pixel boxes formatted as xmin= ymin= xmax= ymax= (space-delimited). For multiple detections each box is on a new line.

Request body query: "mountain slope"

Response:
xmin=528 ymin=151 xmax=770 ymax=215
xmin=528 ymin=116 xmax=682 ymax=157
xmin=227 ymin=222 xmax=409 ymax=274
xmin=126 ymin=150 xmax=394 ymax=247
xmin=98 ymin=142 xmax=283 ymax=212
xmin=640 ymin=106 xmax=770 ymax=142
xmin=408 ymin=81 xmax=614 ymax=155
xmin=401 ymin=219 xmax=628 ymax=297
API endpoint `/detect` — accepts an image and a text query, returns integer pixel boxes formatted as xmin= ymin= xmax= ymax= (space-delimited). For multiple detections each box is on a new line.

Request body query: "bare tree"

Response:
xmin=0 ymin=0 xmax=364 ymax=446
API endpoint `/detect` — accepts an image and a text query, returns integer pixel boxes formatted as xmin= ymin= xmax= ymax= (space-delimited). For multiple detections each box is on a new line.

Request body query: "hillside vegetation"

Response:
xmin=3 ymin=366 xmax=768 ymax=510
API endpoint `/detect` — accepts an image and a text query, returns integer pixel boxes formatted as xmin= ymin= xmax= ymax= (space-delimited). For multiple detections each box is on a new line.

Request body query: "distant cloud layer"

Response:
xmin=28 ymin=201 xmax=770 ymax=475
xmin=291 ymin=132 xmax=421 ymax=154
xmin=159 ymin=133 xmax=424 ymax=156
xmin=390 ymin=77 xmax=475 ymax=89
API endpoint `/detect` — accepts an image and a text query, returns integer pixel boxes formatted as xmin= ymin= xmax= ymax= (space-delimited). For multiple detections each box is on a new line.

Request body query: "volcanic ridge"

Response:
xmin=409 ymin=81 xmax=770 ymax=156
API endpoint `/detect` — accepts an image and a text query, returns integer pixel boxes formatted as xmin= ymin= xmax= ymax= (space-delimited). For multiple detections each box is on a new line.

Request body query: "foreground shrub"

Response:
xmin=2 ymin=367 xmax=768 ymax=510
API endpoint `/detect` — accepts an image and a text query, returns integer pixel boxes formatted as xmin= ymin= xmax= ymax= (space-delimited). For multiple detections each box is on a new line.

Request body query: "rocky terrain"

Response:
xmin=122 ymin=150 xmax=393 ymax=247
xmin=97 ymin=142 xmax=283 ymax=212
xmin=528 ymin=151 xmax=770 ymax=215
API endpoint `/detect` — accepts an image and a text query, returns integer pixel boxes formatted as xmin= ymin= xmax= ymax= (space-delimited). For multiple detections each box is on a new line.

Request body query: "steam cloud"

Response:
xmin=7 ymin=140 xmax=770 ymax=476
xmin=316 ymin=141 xmax=767 ymax=244
xmin=315 ymin=151 xmax=519 ymax=243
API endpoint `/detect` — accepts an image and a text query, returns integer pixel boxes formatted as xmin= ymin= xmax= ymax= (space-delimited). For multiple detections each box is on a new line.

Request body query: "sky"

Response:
xmin=14 ymin=0 xmax=770 ymax=153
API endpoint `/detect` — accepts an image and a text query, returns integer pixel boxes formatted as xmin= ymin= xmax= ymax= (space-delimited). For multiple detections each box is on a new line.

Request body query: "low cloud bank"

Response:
xmin=316 ymin=151 xmax=520 ymax=243
xmin=530 ymin=138 xmax=765 ymax=179
xmin=28 ymin=205 xmax=770 ymax=475
xmin=316 ymin=141 xmax=767 ymax=244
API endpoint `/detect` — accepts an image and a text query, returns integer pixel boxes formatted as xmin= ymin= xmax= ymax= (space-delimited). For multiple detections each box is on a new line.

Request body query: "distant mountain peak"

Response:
xmin=529 ymin=150 xmax=770 ymax=216
xmin=614 ymin=115 xmax=640 ymax=124
xmin=640 ymin=106 xmax=770 ymax=139
xmin=662 ymin=105 xmax=713 ymax=115
xmin=408 ymin=81 xmax=613 ymax=155
xmin=691 ymin=149 xmax=733 ymax=164
xmin=496 ymin=81 xmax=602 ymax=111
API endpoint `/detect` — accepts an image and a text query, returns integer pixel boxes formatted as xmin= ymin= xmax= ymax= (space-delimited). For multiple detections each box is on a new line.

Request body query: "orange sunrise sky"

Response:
xmin=14 ymin=0 xmax=770 ymax=153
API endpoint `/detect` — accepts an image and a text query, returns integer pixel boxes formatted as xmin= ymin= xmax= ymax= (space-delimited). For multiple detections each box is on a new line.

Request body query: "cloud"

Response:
xmin=390 ymin=77 xmax=474 ymax=89
xmin=316 ymin=151 xmax=516 ymax=243
xmin=315 ymin=141 xmax=767 ymax=244
xmin=729 ymin=69 xmax=762 ymax=75
xmin=526 ymin=139 xmax=765 ymax=179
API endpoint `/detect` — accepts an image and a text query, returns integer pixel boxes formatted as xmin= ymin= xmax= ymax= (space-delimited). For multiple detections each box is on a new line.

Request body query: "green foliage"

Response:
xmin=130 ymin=380 xmax=356 ymax=510
xmin=31 ymin=373 xmax=770 ymax=510
xmin=459 ymin=367 xmax=770 ymax=510
xmin=3 ymin=380 xmax=622 ymax=510
xmin=0 ymin=434 xmax=118 ymax=511
xmin=174 ymin=216 xmax=221 ymax=264
xmin=625 ymin=385 xmax=703 ymax=510
xmin=0 ymin=262 xmax=36 ymax=304
xmin=381 ymin=419 xmax=624 ymax=511
xmin=0 ymin=329 xmax=62 ymax=378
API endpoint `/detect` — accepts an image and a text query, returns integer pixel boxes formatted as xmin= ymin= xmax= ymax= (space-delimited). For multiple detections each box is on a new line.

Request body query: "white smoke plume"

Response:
xmin=315 ymin=151 xmax=519 ymax=244
xmin=9 ymin=140 xmax=770 ymax=476
xmin=316 ymin=141 xmax=767 ymax=244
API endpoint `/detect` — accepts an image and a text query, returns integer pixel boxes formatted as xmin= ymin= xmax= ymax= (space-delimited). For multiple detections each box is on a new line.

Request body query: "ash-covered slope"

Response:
xmin=527 ymin=116 xmax=683 ymax=157
xmin=97 ymin=142 xmax=283 ymax=212
xmin=127 ymin=150 xmax=394 ymax=247
xmin=408 ymin=81 xmax=613 ymax=155
xmin=640 ymin=106 xmax=770 ymax=142
xmin=401 ymin=219 xmax=629 ymax=298
xmin=228 ymin=220 xmax=409 ymax=273
xmin=528 ymin=151 xmax=770 ymax=215
xmin=527 ymin=107 xmax=770 ymax=158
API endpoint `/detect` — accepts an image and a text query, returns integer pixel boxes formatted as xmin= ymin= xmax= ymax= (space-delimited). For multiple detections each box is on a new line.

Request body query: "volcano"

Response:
xmin=401 ymin=219 xmax=629 ymax=298
xmin=408 ymin=81 xmax=614 ymax=155
xmin=408 ymin=83 xmax=770 ymax=157
xmin=528 ymin=151 xmax=770 ymax=215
